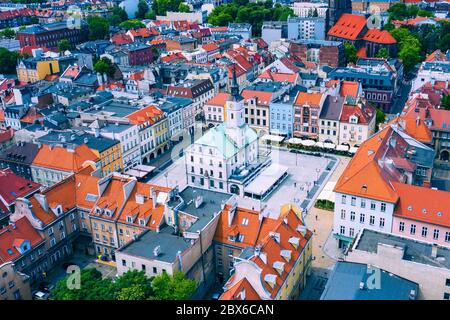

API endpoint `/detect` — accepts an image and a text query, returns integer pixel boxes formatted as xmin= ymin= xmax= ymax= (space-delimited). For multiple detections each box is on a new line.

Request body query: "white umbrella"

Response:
xmin=324 ymin=142 xmax=336 ymax=149
xmin=302 ymin=139 xmax=316 ymax=147
xmin=337 ymin=144 xmax=350 ymax=151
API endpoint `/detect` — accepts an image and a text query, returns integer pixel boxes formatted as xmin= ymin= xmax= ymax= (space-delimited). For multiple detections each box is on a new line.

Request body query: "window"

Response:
xmin=340 ymin=226 xmax=345 ymax=235
xmin=399 ymin=222 xmax=405 ymax=232
xmin=153 ymin=267 xmax=157 ymax=274
xmin=48 ymin=227 xmax=54 ymax=236
xmin=360 ymin=213 xmax=365 ymax=224
xmin=370 ymin=202 xmax=376 ymax=210
xmin=341 ymin=195 xmax=346 ymax=204
xmin=380 ymin=203 xmax=386 ymax=212
xmin=340 ymin=209 xmax=346 ymax=220
xmin=122 ymin=259 xmax=126 ymax=267
xmin=369 ymin=215 xmax=375 ymax=226
xmin=361 ymin=199 xmax=366 ymax=208
xmin=444 ymin=293 xmax=450 ymax=300
xmin=446 ymin=232 xmax=450 ymax=243
xmin=142 ymin=264 xmax=146 ymax=271
xmin=433 ymin=229 xmax=439 ymax=240
xmin=349 ymin=228 xmax=354 ymax=237
xmin=351 ymin=197 xmax=356 ymax=206
xmin=410 ymin=224 xmax=416 ymax=235
xmin=421 ymin=227 xmax=428 ymax=237
xmin=446 ymin=278 xmax=450 ymax=286
xmin=379 ymin=218 xmax=385 ymax=228
xmin=350 ymin=211 xmax=355 ymax=221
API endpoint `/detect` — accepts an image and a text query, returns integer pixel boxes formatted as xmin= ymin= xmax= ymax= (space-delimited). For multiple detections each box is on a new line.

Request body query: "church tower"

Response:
xmin=226 ymin=64 xmax=245 ymax=129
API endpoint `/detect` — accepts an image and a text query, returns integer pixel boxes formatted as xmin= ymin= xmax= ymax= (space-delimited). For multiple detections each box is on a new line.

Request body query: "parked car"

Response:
xmin=211 ymin=292 xmax=221 ymax=300
xmin=38 ymin=281 xmax=55 ymax=293
xmin=33 ymin=291 xmax=50 ymax=300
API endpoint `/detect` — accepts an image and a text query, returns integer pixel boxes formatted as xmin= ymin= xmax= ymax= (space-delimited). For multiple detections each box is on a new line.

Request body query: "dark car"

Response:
xmin=38 ymin=281 xmax=55 ymax=293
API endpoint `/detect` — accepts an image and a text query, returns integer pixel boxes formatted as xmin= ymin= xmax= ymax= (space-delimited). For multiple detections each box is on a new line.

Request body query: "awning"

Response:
xmin=261 ymin=134 xmax=285 ymax=143
xmin=349 ymin=147 xmax=359 ymax=154
xmin=317 ymin=181 xmax=336 ymax=202
xmin=324 ymin=142 xmax=336 ymax=149
xmin=287 ymin=138 xmax=303 ymax=144
xmin=302 ymin=139 xmax=316 ymax=147
xmin=315 ymin=142 xmax=324 ymax=148
xmin=336 ymin=145 xmax=350 ymax=152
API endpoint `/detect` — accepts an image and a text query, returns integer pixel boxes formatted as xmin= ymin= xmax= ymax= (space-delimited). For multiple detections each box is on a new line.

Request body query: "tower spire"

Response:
xmin=230 ymin=64 xmax=243 ymax=101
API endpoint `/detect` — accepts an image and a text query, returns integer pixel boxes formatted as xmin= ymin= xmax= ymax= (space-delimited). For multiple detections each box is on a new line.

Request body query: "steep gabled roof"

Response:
xmin=327 ymin=14 xmax=367 ymax=41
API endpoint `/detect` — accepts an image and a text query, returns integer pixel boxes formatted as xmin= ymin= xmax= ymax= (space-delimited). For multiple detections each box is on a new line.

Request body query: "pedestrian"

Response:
xmin=315 ymin=215 xmax=318 ymax=221
xmin=294 ymin=182 xmax=297 ymax=188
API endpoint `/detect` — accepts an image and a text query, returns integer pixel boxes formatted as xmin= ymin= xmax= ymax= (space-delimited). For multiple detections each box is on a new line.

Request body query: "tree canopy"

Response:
xmin=0 ymin=48 xmax=19 ymax=74
xmin=119 ymin=19 xmax=146 ymax=30
xmin=390 ymin=27 xmax=422 ymax=73
xmin=150 ymin=271 xmax=197 ymax=300
xmin=94 ymin=57 xmax=116 ymax=78
xmin=58 ymin=39 xmax=71 ymax=53
xmin=87 ymin=16 xmax=110 ymax=40
xmin=441 ymin=95 xmax=450 ymax=110
xmin=108 ymin=6 xmax=129 ymax=26
xmin=207 ymin=0 xmax=295 ymax=36
xmin=50 ymin=268 xmax=196 ymax=300
xmin=344 ymin=43 xmax=358 ymax=64
xmin=0 ymin=28 xmax=16 ymax=39
xmin=135 ymin=0 xmax=150 ymax=19
xmin=151 ymin=0 xmax=185 ymax=16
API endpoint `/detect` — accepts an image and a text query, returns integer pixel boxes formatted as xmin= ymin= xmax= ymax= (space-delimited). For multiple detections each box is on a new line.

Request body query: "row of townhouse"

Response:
xmin=332 ymin=120 xmax=450 ymax=250
xmin=203 ymin=78 xmax=376 ymax=146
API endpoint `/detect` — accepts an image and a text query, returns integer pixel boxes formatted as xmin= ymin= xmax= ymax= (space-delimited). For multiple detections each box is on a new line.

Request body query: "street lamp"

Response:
xmin=315 ymin=168 xmax=320 ymax=185
xmin=164 ymin=172 xmax=169 ymax=187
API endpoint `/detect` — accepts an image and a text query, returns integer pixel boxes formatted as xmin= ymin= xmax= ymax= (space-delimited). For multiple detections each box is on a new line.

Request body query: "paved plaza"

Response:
xmin=150 ymin=144 xmax=338 ymax=219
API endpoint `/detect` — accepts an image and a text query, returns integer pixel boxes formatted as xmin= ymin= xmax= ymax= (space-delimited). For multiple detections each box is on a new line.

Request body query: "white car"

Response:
xmin=33 ymin=291 xmax=50 ymax=300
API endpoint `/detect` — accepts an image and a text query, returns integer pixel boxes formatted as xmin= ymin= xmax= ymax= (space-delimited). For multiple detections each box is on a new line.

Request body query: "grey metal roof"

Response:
xmin=168 ymin=186 xmax=233 ymax=233
xmin=320 ymin=261 xmax=419 ymax=300
xmin=355 ymin=229 xmax=450 ymax=270
xmin=320 ymin=95 xmax=344 ymax=121
xmin=118 ymin=226 xmax=191 ymax=263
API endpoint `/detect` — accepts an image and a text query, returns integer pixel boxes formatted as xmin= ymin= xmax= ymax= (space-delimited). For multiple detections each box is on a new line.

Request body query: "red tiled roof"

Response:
xmin=294 ymin=92 xmax=323 ymax=106
xmin=0 ymin=168 xmax=40 ymax=214
xmin=0 ymin=127 xmax=14 ymax=144
xmin=393 ymin=182 xmax=450 ymax=228
xmin=327 ymin=13 xmax=367 ymax=40
xmin=111 ymin=33 xmax=133 ymax=45
xmin=363 ymin=29 xmax=397 ymax=44
xmin=258 ymin=70 xmax=298 ymax=83
xmin=220 ymin=278 xmax=261 ymax=300
xmin=340 ymin=104 xmax=375 ymax=125
xmin=126 ymin=104 xmax=164 ymax=125
xmin=206 ymin=92 xmax=230 ymax=106
xmin=241 ymin=90 xmax=274 ymax=106
xmin=32 ymin=144 xmax=99 ymax=173
xmin=0 ymin=217 xmax=44 ymax=263
xmin=202 ymin=43 xmax=219 ymax=52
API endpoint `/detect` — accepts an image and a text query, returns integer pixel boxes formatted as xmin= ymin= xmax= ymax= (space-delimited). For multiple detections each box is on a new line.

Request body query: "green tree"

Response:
xmin=0 ymin=48 xmax=19 ymax=74
xmin=376 ymin=48 xmax=389 ymax=59
xmin=110 ymin=5 xmax=128 ymax=22
xmin=417 ymin=9 xmax=434 ymax=18
xmin=87 ymin=16 xmax=110 ymax=40
xmin=441 ymin=95 xmax=450 ymax=110
xmin=136 ymin=0 xmax=150 ymax=19
xmin=344 ymin=42 xmax=358 ymax=64
xmin=0 ymin=28 xmax=16 ymax=39
xmin=390 ymin=27 xmax=421 ymax=72
xmin=178 ymin=2 xmax=190 ymax=12
xmin=50 ymin=268 xmax=115 ymax=300
xmin=119 ymin=19 xmax=146 ymax=30
xmin=113 ymin=269 xmax=154 ymax=299
xmin=375 ymin=108 xmax=386 ymax=131
xmin=94 ymin=57 xmax=116 ymax=78
xmin=58 ymin=39 xmax=71 ymax=53
xmin=151 ymin=271 xmax=196 ymax=300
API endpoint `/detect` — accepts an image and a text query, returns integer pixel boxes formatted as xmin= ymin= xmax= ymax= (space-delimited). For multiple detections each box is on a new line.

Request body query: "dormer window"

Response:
xmin=273 ymin=261 xmax=285 ymax=275
xmin=126 ymin=216 xmax=132 ymax=223
xmin=288 ymin=237 xmax=300 ymax=249
xmin=139 ymin=219 xmax=145 ymax=226
xmin=241 ymin=218 xmax=249 ymax=226
xmin=264 ymin=274 xmax=277 ymax=288
xmin=280 ymin=249 xmax=292 ymax=262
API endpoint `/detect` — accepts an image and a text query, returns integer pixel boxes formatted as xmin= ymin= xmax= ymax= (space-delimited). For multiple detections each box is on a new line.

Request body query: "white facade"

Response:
xmin=291 ymin=2 xmax=328 ymax=18
xmin=333 ymin=192 xmax=396 ymax=242
xmin=339 ymin=116 xmax=375 ymax=147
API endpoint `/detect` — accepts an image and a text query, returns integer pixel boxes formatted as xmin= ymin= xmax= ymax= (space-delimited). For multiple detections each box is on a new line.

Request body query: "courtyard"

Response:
xmin=150 ymin=143 xmax=338 ymax=220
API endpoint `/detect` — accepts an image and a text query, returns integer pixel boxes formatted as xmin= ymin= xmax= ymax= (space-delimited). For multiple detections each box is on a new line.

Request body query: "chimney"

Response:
xmin=97 ymin=73 xmax=103 ymax=86
xmin=150 ymin=187 xmax=157 ymax=209
xmin=431 ymin=243 xmax=438 ymax=258
xmin=34 ymin=193 xmax=48 ymax=212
